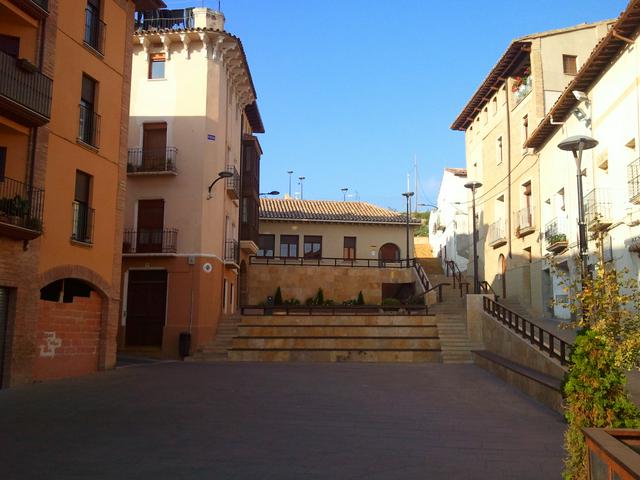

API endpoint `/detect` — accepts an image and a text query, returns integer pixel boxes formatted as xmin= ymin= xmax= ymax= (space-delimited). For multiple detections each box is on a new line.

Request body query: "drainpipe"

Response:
xmin=504 ymin=80 xmax=513 ymax=260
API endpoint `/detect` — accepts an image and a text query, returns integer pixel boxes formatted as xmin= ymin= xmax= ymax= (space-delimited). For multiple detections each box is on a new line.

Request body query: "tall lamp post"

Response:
xmin=464 ymin=181 xmax=482 ymax=293
xmin=402 ymin=191 xmax=414 ymax=265
xmin=341 ymin=187 xmax=348 ymax=201
xmin=287 ymin=171 xmax=293 ymax=197
xmin=558 ymin=135 xmax=599 ymax=283
xmin=298 ymin=176 xmax=305 ymax=199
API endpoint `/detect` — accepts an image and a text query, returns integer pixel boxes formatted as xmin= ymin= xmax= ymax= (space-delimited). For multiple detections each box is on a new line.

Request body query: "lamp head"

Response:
xmin=464 ymin=181 xmax=482 ymax=190
xmin=218 ymin=170 xmax=233 ymax=179
xmin=557 ymin=135 xmax=599 ymax=152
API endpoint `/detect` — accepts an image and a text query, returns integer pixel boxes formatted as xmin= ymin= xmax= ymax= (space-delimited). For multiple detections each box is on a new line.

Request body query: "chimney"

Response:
xmin=192 ymin=8 xmax=225 ymax=30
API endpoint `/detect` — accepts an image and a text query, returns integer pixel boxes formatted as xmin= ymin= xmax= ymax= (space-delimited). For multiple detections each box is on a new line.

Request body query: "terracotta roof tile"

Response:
xmin=260 ymin=199 xmax=421 ymax=225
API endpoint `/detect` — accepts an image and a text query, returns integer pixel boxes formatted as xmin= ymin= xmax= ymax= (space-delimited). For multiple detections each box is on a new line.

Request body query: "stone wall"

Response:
xmin=247 ymin=265 xmax=416 ymax=305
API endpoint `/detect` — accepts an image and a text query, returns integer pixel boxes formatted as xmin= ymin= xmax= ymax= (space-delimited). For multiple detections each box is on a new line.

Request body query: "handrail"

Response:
xmin=240 ymin=304 xmax=430 ymax=316
xmin=479 ymin=281 xmax=499 ymax=300
xmin=413 ymin=260 xmax=430 ymax=291
xmin=250 ymin=255 xmax=416 ymax=269
xmin=483 ymin=296 xmax=572 ymax=365
xmin=422 ymin=282 xmax=451 ymax=303
xmin=445 ymin=259 xmax=470 ymax=297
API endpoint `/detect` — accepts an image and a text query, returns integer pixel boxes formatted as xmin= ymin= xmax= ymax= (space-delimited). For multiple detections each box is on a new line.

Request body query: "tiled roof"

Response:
xmin=445 ymin=167 xmax=467 ymax=177
xmin=260 ymin=199 xmax=421 ymax=225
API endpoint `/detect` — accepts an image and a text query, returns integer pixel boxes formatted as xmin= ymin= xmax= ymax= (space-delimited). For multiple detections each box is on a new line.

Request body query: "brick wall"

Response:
xmin=33 ymin=291 xmax=102 ymax=381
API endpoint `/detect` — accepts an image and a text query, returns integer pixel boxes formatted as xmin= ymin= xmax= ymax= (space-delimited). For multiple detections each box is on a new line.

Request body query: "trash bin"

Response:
xmin=179 ymin=332 xmax=191 ymax=359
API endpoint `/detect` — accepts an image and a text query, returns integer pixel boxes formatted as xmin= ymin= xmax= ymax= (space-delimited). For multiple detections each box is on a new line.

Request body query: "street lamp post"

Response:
xmin=206 ymin=170 xmax=234 ymax=199
xmin=558 ymin=135 xmax=599 ymax=283
xmin=341 ymin=187 xmax=348 ymax=201
xmin=259 ymin=191 xmax=280 ymax=196
xmin=464 ymin=181 xmax=482 ymax=293
xmin=402 ymin=191 xmax=415 ymax=265
xmin=298 ymin=176 xmax=305 ymax=199
xmin=287 ymin=171 xmax=293 ymax=197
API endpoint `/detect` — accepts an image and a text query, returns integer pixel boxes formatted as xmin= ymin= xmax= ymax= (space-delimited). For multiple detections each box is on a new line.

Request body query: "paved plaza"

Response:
xmin=0 ymin=362 xmax=565 ymax=479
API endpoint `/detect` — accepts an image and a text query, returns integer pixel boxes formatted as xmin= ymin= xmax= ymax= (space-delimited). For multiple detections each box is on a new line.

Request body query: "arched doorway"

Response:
xmin=379 ymin=243 xmax=400 ymax=262
xmin=498 ymin=254 xmax=507 ymax=299
xmin=239 ymin=260 xmax=248 ymax=307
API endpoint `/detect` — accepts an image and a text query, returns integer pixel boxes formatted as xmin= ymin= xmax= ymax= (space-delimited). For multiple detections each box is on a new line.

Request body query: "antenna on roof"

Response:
xmin=218 ymin=1 xmax=221 ymax=11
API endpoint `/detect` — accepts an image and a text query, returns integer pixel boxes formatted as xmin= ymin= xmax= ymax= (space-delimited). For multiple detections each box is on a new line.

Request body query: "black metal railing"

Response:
xmin=250 ymin=256 xmax=417 ymax=268
xmin=445 ymin=259 xmax=470 ymax=297
xmin=84 ymin=7 xmax=106 ymax=55
xmin=31 ymin=0 xmax=48 ymax=11
xmin=628 ymin=158 xmax=640 ymax=204
xmin=78 ymin=104 xmax=100 ymax=148
xmin=584 ymin=188 xmax=612 ymax=228
xmin=71 ymin=202 xmax=94 ymax=244
xmin=479 ymin=281 xmax=499 ymax=299
xmin=240 ymin=304 xmax=430 ymax=316
xmin=483 ymin=296 xmax=572 ymax=365
xmin=487 ymin=219 xmax=506 ymax=245
xmin=0 ymin=49 xmax=53 ymax=121
xmin=413 ymin=261 xmax=430 ymax=291
xmin=134 ymin=8 xmax=195 ymax=31
xmin=225 ymin=239 xmax=239 ymax=263
xmin=544 ymin=216 xmax=569 ymax=250
xmin=226 ymin=165 xmax=240 ymax=199
xmin=0 ymin=176 xmax=44 ymax=232
xmin=127 ymin=147 xmax=177 ymax=174
xmin=123 ymin=228 xmax=178 ymax=254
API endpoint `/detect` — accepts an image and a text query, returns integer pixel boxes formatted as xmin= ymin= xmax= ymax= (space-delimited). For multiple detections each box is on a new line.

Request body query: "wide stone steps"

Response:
xmin=228 ymin=349 xmax=441 ymax=363
xmin=238 ymin=325 xmax=438 ymax=337
xmin=239 ymin=315 xmax=436 ymax=326
xmin=231 ymin=336 xmax=440 ymax=350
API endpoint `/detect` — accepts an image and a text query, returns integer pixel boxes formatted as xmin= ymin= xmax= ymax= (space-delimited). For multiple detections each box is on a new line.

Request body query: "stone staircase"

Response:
xmin=190 ymin=314 xmax=240 ymax=361
xmin=192 ymin=314 xmax=442 ymax=363
xmin=417 ymin=258 xmax=477 ymax=364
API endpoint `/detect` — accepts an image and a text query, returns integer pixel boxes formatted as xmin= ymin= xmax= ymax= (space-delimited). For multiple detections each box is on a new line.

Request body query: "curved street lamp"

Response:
xmin=207 ymin=170 xmax=233 ymax=199
xmin=464 ymin=181 xmax=482 ymax=293
xmin=402 ymin=191 xmax=415 ymax=265
xmin=259 ymin=191 xmax=280 ymax=196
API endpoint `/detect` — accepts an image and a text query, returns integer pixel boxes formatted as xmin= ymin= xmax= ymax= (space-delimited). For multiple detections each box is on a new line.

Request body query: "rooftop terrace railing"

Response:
xmin=250 ymin=256 xmax=416 ymax=268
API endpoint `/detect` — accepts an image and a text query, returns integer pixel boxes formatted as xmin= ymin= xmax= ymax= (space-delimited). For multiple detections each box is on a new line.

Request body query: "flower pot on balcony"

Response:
xmin=546 ymin=234 xmax=568 ymax=254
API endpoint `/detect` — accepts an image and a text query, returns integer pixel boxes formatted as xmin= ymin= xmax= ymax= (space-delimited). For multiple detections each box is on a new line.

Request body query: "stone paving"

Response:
xmin=0 ymin=362 xmax=565 ymax=479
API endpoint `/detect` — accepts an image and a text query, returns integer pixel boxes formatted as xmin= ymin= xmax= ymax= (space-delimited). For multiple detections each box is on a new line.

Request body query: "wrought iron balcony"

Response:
xmin=71 ymin=202 xmax=94 ymax=244
xmin=9 ymin=0 xmax=48 ymax=18
xmin=225 ymin=165 xmax=240 ymax=199
xmin=134 ymin=8 xmax=195 ymax=31
xmin=123 ymin=228 xmax=178 ymax=254
xmin=487 ymin=219 xmax=506 ymax=248
xmin=224 ymin=239 xmax=239 ymax=265
xmin=628 ymin=157 xmax=640 ymax=204
xmin=78 ymin=104 xmax=100 ymax=148
xmin=0 ymin=176 xmax=44 ymax=240
xmin=127 ymin=147 xmax=177 ymax=174
xmin=544 ymin=216 xmax=569 ymax=254
xmin=584 ymin=188 xmax=613 ymax=231
xmin=516 ymin=206 xmax=535 ymax=237
xmin=83 ymin=8 xmax=106 ymax=55
xmin=0 ymin=50 xmax=52 ymax=125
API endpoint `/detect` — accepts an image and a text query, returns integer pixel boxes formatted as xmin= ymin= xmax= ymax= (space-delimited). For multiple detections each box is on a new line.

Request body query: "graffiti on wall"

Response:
xmin=39 ymin=332 xmax=62 ymax=358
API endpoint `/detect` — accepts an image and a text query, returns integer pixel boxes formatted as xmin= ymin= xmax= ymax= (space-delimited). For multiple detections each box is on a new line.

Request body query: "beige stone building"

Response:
xmin=451 ymin=20 xmax=611 ymax=314
xmin=247 ymin=198 xmax=421 ymax=305
xmin=120 ymin=7 xmax=264 ymax=357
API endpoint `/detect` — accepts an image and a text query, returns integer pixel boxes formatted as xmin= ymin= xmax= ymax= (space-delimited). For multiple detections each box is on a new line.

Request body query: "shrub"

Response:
xmin=304 ymin=297 xmax=314 ymax=306
xmin=274 ymin=286 xmax=283 ymax=306
xmin=382 ymin=297 xmax=401 ymax=305
xmin=313 ymin=288 xmax=324 ymax=305
xmin=284 ymin=298 xmax=300 ymax=305
xmin=357 ymin=291 xmax=365 ymax=305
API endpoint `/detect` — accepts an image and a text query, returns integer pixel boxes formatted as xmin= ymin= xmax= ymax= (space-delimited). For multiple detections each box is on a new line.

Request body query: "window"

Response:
xmin=279 ymin=235 xmax=298 ymax=258
xmin=522 ymin=115 xmax=529 ymax=146
xmin=303 ymin=235 xmax=322 ymax=259
xmin=141 ymin=122 xmax=167 ymax=170
xmin=79 ymin=75 xmax=99 ymax=147
xmin=0 ymin=147 xmax=6 ymax=181
xmin=343 ymin=237 xmax=356 ymax=260
xmin=496 ymin=136 xmax=503 ymax=165
xmin=0 ymin=35 xmax=20 ymax=57
xmin=72 ymin=171 xmax=93 ymax=244
xmin=148 ymin=53 xmax=165 ymax=79
xmin=84 ymin=0 xmax=103 ymax=54
xmin=222 ymin=279 xmax=227 ymax=311
xmin=492 ymin=97 xmax=498 ymax=115
xmin=230 ymin=283 xmax=234 ymax=313
xmin=482 ymin=107 xmax=488 ymax=124
xmin=257 ymin=234 xmax=274 ymax=257
xmin=563 ymin=55 xmax=577 ymax=75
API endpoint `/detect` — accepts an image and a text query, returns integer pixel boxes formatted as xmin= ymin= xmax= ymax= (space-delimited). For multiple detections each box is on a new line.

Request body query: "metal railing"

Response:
xmin=127 ymin=147 xmax=177 ymax=174
xmin=513 ymin=75 xmax=533 ymax=106
xmin=31 ymin=0 xmax=48 ymax=11
xmin=479 ymin=281 xmax=499 ymax=299
xmin=123 ymin=228 xmax=178 ymax=254
xmin=445 ymin=259 xmax=470 ymax=297
xmin=0 ymin=49 xmax=53 ymax=121
xmin=544 ymin=216 xmax=569 ymax=250
xmin=134 ymin=8 xmax=195 ymax=31
xmin=71 ymin=202 xmax=94 ymax=244
xmin=584 ymin=188 xmax=612 ymax=228
xmin=225 ymin=239 xmax=239 ymax=263
xmin=483 ymin=296 xmax=572 ymax=365
xmin=628 ymin=158 xmax=640 ymax=204
xmin=78 ymin=104 xmax=100 ymax=148
xmin=516 ymin=206 xmax=534 ymax=231
xmin=0 ymin=176 xmax=44 ymax=232
xmin=240 ymin=304 xmax=430 ymax=316
xmin=413 ymin=261 xmax=430 ymax=291
xmin=250 ymin=256 xmax=417 ymax=268
xmin=487 ymin=218 xmax=506 ymax=245
xmin=225 ymin=165 xmax=240 ymax=199
xmin=84 ymin=7 xmax=106 ymax=55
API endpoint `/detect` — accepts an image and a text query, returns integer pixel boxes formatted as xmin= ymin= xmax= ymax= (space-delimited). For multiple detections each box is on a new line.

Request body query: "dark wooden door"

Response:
xmin=379 ymin=243 xmax=400 ymax=261
xmin=137 ymin=199 xmax=164 ymax=252
xmin=142 ymin=123 xmax=167 ymax=170
xmin=125 ymin=270 xmax=167 ymax=347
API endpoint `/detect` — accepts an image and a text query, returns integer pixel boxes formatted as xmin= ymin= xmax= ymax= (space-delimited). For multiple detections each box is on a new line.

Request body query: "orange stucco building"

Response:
xmin=0 ymin=0 xmax=163 ymax=388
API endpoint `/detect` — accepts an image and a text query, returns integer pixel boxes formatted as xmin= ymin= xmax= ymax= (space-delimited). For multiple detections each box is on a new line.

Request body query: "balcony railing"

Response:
xmin=30 ymin=0 xmax=48 ymax=11
xmin=0 ymin=176 xmax=44 ymax=239
xmin=10 ymin=0 xmax=49 ymax=16
xmin=584 ymin=188 xmax=613 ymax=231
xmin=225 ymin=165 xmax=240 ymax=199
xmin=487 ymin=219 xmax=506 ymax=247
xmin=84 ymin=8 xmax=106 ymax=55
xmin=0 ymin=49 xmax=53 ymax=124
xmin=544 ymin=216 xmax=569 ymax=253
xmin=513 ymin=75 xmax=533 ymax=106
xmin=123 ymin=229 xmax=178 ymax=254
xmin=225 ymin=239 xmax=239 ymax=264
xmin=71 ymin=202 xmax=94 ymax=244
xmin=628 ymin=158 xmax=640 ymax=204
xmin=78 ymin=104 xmax=100 ymax=148
xmin=516 ymin=206 xmax=535 ymax=237
xmin=127 ymin=147 xmax=178 ymax=174
xmin=250 ymin=256 xmax=416 ymax=268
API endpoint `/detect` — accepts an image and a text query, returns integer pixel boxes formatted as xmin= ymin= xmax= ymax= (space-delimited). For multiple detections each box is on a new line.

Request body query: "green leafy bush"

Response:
xmin=382 ymin=297 xmax=401 ymax=305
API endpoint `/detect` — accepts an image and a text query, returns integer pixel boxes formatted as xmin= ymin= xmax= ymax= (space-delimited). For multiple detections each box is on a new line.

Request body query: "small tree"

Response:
xmin=558 ymin=259 xmax=640 ymax=479
xmin=273 ymin=286 xmax=283 ymax=306
xmin=356 ymin=291 xmax=365 ymax=305
xmin=313 ymin=288 xmax=324 ymax=305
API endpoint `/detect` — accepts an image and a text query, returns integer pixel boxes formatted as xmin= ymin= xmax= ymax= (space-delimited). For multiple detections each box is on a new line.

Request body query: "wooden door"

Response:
xmin=379 ymin=243 xmax=400 ymax=261
xmin=137 ymin=199 xmax=164 ymax=253
xmin=142 ymin=123 xmax=167 ymax=170
xmin=125 ymin=270 xmax=167 ymax=347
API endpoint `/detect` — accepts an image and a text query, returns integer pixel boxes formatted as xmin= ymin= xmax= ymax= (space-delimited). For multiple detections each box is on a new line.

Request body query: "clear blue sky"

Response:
xmin=166 ymin=0 xmax=628 ymax=210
